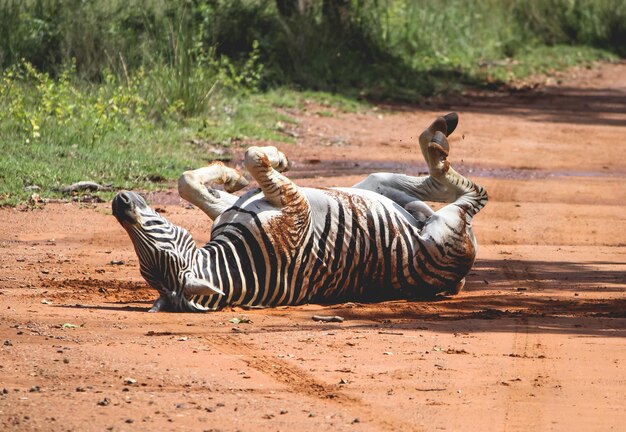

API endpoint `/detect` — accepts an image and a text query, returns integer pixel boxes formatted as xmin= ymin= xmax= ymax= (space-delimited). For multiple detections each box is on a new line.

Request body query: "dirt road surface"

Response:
xmin=1 ymin=63 xmax=625 ymax=431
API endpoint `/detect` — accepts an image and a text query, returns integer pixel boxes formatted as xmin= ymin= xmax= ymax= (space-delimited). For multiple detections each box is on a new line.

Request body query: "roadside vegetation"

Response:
xmin=0 ymin=0 xmax=623 ymax=205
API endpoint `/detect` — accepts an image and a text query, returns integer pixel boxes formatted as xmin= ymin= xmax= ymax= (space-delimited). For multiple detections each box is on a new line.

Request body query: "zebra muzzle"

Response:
xmin=112 ymin=191 xmax=148 ymax=225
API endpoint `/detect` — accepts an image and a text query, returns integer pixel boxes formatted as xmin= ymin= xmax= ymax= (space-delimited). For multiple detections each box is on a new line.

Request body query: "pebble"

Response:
xmin=97 ymin=397 xmax=111 ymax=406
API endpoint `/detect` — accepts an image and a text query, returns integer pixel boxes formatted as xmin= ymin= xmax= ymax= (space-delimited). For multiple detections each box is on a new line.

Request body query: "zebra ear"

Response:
xmin=183 ymin=275 xmax=225 ymax=296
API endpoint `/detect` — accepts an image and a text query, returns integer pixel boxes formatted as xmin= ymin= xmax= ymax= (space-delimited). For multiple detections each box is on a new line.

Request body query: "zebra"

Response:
xmin=112 ymin=113 xmax=488 ymax=312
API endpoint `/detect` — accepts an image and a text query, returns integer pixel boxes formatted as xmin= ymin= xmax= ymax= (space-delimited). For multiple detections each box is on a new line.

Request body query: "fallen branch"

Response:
xmin=312 ymin=315 xmax=344 ymax=323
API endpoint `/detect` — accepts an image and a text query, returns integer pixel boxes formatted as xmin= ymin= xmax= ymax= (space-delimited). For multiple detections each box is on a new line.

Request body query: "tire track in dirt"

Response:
xmin=207 ymin=334 xmax=420 ymax=431
xmin=502 ymin=317 xmax=560 ymax=431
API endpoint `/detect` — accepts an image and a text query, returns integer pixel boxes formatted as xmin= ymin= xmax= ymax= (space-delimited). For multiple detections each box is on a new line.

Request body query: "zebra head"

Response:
xmin=112 ymin=191 xmax=223 ymax=311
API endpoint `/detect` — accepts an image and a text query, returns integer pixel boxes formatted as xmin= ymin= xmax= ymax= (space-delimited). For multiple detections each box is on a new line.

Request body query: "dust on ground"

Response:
xmin=1 ymin=62 xmax=625 ymax=432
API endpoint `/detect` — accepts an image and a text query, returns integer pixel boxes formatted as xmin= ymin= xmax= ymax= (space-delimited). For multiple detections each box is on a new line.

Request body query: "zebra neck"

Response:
xmin=191 ymin=243 xmax=241 ymax=305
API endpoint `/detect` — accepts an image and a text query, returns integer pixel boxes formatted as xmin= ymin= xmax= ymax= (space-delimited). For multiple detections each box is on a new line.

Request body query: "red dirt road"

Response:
xmin=1 ymin=63 xmax=625 ymax=431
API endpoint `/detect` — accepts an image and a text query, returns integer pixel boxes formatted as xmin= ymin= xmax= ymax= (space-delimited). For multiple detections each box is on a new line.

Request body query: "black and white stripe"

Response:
xmin=113 ymin=113 xmax=488 ymax=312
xmin=115 ymin=176 xmax=485 ymax=312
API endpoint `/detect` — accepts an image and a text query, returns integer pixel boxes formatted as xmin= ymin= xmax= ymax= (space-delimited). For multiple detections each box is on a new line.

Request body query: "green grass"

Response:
xmin=473 ymin=45 xmax=616 ymax=84
xmin=0 ymin=66 xmax=365 ymax=205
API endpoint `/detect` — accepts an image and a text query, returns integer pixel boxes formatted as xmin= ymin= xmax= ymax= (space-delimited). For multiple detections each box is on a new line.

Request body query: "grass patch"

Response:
xmin=0 ymin=64 xmax=365 ymax=205
xmin=472 ymin=45 xmax=617 ymax=84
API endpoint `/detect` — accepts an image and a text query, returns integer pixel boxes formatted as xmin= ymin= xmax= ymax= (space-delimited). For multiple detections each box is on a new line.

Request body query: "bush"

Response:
xmin=1 ymin=0 xmax=623 ymax=97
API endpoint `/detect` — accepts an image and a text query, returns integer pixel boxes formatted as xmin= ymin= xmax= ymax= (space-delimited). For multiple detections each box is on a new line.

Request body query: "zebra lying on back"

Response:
xmin=112 ymin=113 xmax=488 ymax=312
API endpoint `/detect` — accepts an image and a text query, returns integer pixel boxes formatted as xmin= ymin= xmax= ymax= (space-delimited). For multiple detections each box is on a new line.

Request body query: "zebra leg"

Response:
xmin=178 ymin=161 xmax=249 ymax=220
xmin=419 ymin=130 xmax=488 ymax=296
xmin=355 ymin=114 xmax=487 ymax=296
xmin=243 ymin=146 xmax=302 ymax=209
xmin=244 ymin=146 xmax=310 ymax=253
xmin=354 ymin=113 xmax=470 ymax=206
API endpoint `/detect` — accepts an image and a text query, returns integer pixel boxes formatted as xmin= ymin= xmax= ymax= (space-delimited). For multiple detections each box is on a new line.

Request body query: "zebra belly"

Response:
xmin=190 ymin=187 xmax=430 ymax=310
xmin=303 ymin=187 xmax=427 ymax=301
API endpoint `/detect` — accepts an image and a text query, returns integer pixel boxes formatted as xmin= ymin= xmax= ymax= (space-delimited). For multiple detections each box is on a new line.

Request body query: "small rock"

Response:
xmin=97 ymin=397 xmax=111 ymax=406
xmin=75 ymin=387 xmax=86 ymax=392
xmin=125 ymin=418 xmax=134 ymax=424
xmin=29 ymin=386 xmax=40 ymax=393
xmin=352 ymin=418 xmax=360 ymax=424
xmin=3 ymin=340 xmax=12 ymax=346
xmin=280 ymin=409 xmax=288 ymax=415
xmin=123 ymin=377 xmax=137 ymax=385
xmin=63 ymin=358 xmax=70 ymax=364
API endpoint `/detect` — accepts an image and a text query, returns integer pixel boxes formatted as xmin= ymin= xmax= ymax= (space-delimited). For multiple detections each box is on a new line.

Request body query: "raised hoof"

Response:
xmin=224 ymin=175 xmax=249 ymax=193
xmin=430 ymin=130 xmax=450 ymax=154
xmin=429 ymin=112 xmax=458 ymax=137
xmin=443 ymin=112 xmax=459 ymax=136
xmin=271 ymin=151 xmax=291 ymax=173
